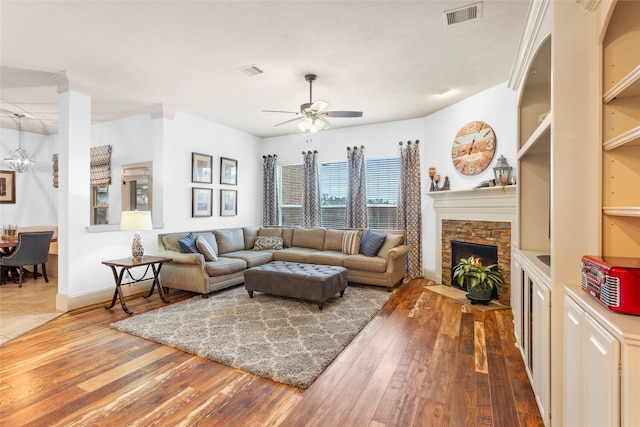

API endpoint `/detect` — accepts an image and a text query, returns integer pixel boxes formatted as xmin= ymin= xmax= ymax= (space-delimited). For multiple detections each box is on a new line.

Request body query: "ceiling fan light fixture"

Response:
xmin=4 ymin=113 xmax=35 ymax=173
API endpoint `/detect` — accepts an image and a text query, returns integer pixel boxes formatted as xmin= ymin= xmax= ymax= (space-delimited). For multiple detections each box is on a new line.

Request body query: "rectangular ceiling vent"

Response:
xmin=444 ymin=2 xmax=483 ymax=26
xmin=237 ymin=64 xmax=264 ymax=76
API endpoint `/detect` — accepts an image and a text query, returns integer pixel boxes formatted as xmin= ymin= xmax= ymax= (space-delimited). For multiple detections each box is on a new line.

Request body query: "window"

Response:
xmin=279 ymin=164 xmax=304 ymax=226
xmin=278 ymin=157 xmax=400 ymax=229
xmin=122 ymin=162 xmax=152 ymax=212
xmin=92 ymin=185 xmax=109 ymax=225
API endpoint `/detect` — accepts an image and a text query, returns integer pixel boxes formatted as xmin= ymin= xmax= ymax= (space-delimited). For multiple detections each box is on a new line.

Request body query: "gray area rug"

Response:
xmin=111 ymin=284 xmax=391 ymax=388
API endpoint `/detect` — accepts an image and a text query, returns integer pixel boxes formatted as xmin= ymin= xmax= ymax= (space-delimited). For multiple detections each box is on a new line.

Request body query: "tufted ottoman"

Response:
xmin=244 ymin=261 xmax=348 ymax=310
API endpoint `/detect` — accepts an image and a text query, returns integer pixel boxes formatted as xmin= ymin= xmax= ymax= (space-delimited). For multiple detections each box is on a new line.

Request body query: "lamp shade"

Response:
xmin=120 ymin=211 xmax=152 ymax=231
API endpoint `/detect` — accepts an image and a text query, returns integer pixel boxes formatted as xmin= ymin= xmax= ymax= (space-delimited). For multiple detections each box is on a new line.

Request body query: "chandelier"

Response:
xmin=4 ymin=113 xmax=35 ymax=173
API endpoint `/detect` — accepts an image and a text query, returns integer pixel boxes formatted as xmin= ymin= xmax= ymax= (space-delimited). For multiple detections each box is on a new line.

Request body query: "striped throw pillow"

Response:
xmin=178 ymin=232 xmax=198 ymax=254
xmin=342 ymin=230 xmax=361 ymax=255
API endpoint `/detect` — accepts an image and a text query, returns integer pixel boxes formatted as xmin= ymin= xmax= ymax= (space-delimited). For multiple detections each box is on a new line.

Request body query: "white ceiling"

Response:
xmin=0 ymin=1 xmax=530 ymax=138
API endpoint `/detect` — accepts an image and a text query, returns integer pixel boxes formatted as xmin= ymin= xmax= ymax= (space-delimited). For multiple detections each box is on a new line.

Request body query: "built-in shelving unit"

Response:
xmin=517 ymin=36 xmax=551 ymax=267
xmin=512 ymin=32 xmax=552 ymax=426
xmin=601 ymin=0 xmax=640 ymax=257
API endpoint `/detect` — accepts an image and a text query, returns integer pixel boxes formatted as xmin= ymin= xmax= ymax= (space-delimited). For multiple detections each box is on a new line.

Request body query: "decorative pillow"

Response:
xmin=253 ymin=236 xmax=283 ymax=251
xmin=196 ymin=235 xmax=218 ymax=261
xmin=359 ymin=229 xmax=387 ymax=257
xmin=342 ymin=230 xmax=361 ymax=255
xmin=178 ymin=232 xmax=198 ymax=254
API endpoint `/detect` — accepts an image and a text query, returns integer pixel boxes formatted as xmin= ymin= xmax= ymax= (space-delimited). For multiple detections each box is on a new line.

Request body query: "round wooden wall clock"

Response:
xmin=451 ymin=121 xmax=497 ymax=176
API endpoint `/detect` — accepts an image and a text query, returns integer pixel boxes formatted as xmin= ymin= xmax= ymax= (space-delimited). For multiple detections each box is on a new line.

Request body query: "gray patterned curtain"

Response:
xmin=262 ymin=154 xmax=279 ymax=226
xmin=346 ymin=145 xmax=368 ymax=228
xmin=301 ymin=150 xmax=322 ymax=227
xmin=398 ymin=140 xmax=423 ymax=279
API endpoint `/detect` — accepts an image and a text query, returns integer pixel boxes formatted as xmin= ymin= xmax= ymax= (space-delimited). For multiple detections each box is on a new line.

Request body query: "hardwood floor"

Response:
xmin=0 ymin=278 xmax=543 ymax=426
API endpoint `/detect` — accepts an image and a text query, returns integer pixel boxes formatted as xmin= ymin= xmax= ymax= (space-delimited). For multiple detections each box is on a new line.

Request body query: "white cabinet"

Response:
xmin=512 ymin=250 xmax=551 ymax=425
xmin=564 ymin=286 xmax=640 ymax=427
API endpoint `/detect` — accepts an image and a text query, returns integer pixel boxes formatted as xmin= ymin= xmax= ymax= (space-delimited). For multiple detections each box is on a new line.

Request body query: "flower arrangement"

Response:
xmin=452 ymin=256 xmax=504 ymax=291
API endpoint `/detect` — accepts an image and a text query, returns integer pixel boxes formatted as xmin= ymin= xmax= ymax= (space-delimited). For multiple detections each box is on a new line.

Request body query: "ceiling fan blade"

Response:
xmin=274 ymin=116 xmax=303 ymax=127
xmin=310 ymin=100 xmax=329 ymax=112
xmin=262 ymin=109 xmax=299 ymax=114
xmin=325 ymin=111 xmax=363 ymax=118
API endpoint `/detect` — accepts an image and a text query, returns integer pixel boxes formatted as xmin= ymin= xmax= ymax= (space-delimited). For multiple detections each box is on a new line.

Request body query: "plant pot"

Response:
xmin=466 ymin=286 xmax=493 ymax=305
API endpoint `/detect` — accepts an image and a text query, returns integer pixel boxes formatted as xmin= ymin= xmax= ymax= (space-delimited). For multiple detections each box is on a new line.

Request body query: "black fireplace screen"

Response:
xmin=450 ymin=240 xmax=499 ymax=298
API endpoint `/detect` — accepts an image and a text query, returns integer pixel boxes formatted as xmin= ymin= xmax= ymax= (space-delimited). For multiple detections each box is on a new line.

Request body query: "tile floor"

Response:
xmin=0 ymin=276 xmax=61 ymax=344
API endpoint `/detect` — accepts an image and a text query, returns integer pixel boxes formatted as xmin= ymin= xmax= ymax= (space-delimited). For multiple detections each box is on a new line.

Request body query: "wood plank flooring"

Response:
xmin=0 ymin=278 xmax=543 ymax=426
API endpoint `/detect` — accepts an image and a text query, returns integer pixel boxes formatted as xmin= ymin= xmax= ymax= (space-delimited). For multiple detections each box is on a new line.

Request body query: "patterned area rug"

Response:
xmin=111 ymin=284 xmax=391 ymax=388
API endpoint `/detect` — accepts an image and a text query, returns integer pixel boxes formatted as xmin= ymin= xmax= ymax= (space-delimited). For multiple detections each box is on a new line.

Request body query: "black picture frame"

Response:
xmin=220 ymin=157 xmax=237 ymax=185
xmin=220 ymin=189 xmax=237 ymax=216
xmin=192 ymin=152 xmax=213 ymax=184
xmin=0 ymin=170 xmax=16 ymax=204
xmin=192 ymin=187 xmax=213 ymax=217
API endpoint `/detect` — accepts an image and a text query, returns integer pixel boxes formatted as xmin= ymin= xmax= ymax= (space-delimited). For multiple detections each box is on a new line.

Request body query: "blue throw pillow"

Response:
xmin=178 ymin=232 xmax=198 ymax=254
xmin=359 ymin=229 xmax=387 ymax=257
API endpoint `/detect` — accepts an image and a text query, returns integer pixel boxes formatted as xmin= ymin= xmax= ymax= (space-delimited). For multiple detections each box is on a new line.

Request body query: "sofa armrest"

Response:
xmin=157 ymin=250 xmax=205 ymax=268
xmin=386 ymin=244 xmax=409 ymax=261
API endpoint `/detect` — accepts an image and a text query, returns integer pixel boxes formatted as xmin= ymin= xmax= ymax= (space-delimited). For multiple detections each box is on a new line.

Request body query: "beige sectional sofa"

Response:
xmin=157 ymin=226 xmax=409 ymax=296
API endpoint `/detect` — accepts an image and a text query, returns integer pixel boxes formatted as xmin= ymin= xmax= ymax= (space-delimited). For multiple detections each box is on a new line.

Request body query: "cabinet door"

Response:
xmin=564 ymin=295 xmax=584 ymax=426
xmin=583 ymin=314 xmax=620 ymax=427
xmin=532 ymin=279 xmax=551 ymax=424
xmin=512 ymin=259 xmax=524 ymax=350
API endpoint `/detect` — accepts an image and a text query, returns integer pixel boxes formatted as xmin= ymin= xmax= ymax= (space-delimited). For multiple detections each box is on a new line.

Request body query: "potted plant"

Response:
xmin=452 ymin=256 xmax=504 ymax=305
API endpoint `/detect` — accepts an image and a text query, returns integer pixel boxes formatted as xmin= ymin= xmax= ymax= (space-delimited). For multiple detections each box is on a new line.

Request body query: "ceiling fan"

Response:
xmin=263 ymin=74 xmax=363 ymax=133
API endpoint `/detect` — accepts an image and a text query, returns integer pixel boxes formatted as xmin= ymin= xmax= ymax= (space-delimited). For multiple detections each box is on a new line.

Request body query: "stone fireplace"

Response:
xmin=428 ymin=186 xmax=516 ymax=307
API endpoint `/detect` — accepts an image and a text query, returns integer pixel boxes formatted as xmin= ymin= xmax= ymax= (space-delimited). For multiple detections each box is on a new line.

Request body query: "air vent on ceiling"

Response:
xmin=237 ymin=64 xmax=264 ymax=76
xmin=444 ymin=2 xmax=483 ymax=26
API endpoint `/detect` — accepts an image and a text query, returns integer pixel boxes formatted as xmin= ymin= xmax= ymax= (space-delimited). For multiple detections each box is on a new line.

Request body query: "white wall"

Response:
xmin=0 ymin=128 xmax=57 ymax=226
xmin=422 ymin=81 xmax=518 ymax=276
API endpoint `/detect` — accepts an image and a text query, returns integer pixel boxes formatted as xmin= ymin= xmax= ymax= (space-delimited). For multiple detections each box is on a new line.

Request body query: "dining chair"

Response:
xmin=0 ymin=231 xmax=54 ymax=288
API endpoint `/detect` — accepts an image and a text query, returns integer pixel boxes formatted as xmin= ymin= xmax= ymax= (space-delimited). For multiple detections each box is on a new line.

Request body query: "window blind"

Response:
xmin=90 ymin=145 xmax=112 ymax=186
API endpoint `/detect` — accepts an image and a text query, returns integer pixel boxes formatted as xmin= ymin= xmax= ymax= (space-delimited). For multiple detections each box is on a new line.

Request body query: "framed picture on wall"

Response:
xmin=220 ymin=189 xmax=237 ymax=216
xmin=220 ymin=157 xmax=237 ymax=185
xmin=0 ymin=170 xmax=16 ymax=204
xmin=192 ymin=152 xmax=212 ymax=184
xmin=192 ymin=187 xmax=213 ymax=217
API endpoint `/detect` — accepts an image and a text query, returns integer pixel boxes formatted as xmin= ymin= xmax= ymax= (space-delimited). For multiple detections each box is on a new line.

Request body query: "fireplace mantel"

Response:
xmin=428 ymin=185 xmax=517 ymax=212
xmin=428 ymin=185 xmax=517 ymax=292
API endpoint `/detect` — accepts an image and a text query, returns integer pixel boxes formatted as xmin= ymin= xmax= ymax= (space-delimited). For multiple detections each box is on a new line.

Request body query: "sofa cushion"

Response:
xmin=272 ymin=247 xmax=320 ymax=263
xmin=162 ymin=233 xmax=188 ymax=252
xmin=359 ymin=229 xmax=387 ymax=257
xmin=377 ymin=233 xmax=404 ymax=259
xmin=281 ymin=228 xmax=294 ymax=247
xmin=222 ymin=250 xmax=273 ymax=268
xmin=307 ymin=250 xmax=347 ymax=266
xmin=195 ymin=232 xmax=218 ymax=253
xmin=243 ymin=226 xmax=260 ymax=249
xmin=178 ymin=232 xmax=199 ymax=254
xmin=324 ymin=229 xmax=346 ymax=251
xmin=258 ymin=227 xmax=282 ymax=237
xmin=213 ymin=228 xmax=245 ymax=254
xmin=196 ymin=235 xmax=218 ymax=261
xmin=292 ymin=228 xmax=326 ymax=250
xmin=204 ymin=257 xmax=247 ymax=276
xmin=343 ymin=254 xmax=387 ymax=273
xmin=253 ymin=236 xmax=283 ymax=251
xmin=342 ymin=230 xmax=361 ymax=255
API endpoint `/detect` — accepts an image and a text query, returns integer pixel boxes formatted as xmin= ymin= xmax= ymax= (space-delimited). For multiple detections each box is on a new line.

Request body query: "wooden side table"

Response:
xmin=102 ymin=255 xmax=172 ymax=315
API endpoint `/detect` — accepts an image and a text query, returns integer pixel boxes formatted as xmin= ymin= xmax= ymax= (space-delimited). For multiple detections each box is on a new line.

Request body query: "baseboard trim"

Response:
xmin=422 ymin=268 xmax=439 ymax=282
xmin=56 ymin=280 xmax=154 ymax=312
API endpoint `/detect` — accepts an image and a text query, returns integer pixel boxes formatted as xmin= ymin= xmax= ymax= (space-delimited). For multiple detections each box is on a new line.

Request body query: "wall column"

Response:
xmin=52 ymin=72 xmax=92 ymax=311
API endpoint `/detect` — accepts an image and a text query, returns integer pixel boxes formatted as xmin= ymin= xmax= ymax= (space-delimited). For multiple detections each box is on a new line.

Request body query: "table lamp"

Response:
xmin=120 ymin=211 xmax=153 ymax=261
